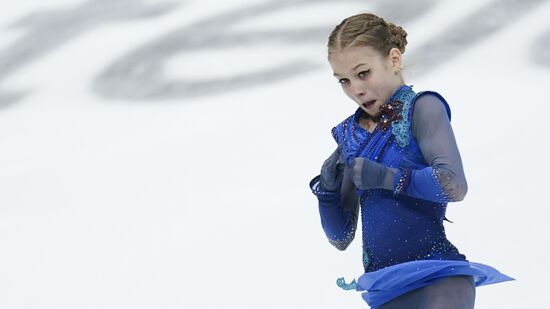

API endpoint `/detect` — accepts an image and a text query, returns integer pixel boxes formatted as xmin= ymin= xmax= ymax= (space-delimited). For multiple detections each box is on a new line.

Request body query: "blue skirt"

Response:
xmin=339 ymin=260 xmax=514 ymax=308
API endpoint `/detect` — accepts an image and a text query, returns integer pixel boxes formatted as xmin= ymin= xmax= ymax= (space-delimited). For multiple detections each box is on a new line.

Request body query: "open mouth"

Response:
xmin=362 ymin=100 xmax=376 ymax=109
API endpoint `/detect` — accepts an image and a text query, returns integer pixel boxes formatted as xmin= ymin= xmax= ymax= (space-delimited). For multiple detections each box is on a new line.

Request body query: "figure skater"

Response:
xmin=309 ymin=12 xmax=513 ymax=309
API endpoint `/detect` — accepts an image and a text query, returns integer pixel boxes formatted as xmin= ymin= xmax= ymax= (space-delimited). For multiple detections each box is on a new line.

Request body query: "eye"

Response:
xmin=358 ymin=70 xmax=370 ymax=79
xmin=337 ymin=78 xmax=349 ymax=85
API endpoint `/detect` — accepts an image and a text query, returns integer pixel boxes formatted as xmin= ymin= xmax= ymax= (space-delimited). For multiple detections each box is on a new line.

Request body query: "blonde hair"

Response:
xmin=328 ymin=13 xmax=407 ymax=57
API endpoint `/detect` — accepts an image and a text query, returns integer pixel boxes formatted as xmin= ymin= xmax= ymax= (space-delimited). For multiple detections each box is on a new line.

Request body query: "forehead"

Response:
xmin=329 ymin=46 xmax=383 ymax=72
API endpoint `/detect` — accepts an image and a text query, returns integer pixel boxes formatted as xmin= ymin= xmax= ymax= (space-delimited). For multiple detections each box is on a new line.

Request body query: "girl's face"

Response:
xmin=329 ymin=45 xmax=404 ymax=117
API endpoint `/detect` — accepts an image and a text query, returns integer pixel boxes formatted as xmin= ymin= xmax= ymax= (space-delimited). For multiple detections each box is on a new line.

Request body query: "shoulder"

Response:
xmin=413 ymin=91 xmax=452 ymax=121
xmin=331 ymin=112 xmax=356 ymax=145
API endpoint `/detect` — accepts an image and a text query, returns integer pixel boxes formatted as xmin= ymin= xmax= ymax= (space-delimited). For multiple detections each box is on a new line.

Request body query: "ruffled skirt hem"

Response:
xmin=351 ymin=260 xmax=514 ymax=307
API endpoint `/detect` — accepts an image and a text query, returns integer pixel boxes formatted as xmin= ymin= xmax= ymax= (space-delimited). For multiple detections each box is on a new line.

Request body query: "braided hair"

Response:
xmin=328 ymin=13 xmax=407 ymax=57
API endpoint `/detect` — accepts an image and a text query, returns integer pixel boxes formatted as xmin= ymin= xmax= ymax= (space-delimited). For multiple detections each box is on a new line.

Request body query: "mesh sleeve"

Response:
xmin=398 ymin=93 xmax=468 ymax=202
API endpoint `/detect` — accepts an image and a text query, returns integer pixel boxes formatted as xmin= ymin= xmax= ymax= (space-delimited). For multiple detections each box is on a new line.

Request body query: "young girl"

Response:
xmin=310 ymin=12 xmax=513 ymax=308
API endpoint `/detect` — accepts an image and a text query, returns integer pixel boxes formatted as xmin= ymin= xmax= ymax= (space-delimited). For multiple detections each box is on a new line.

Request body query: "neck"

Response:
xmin=362 ymin=112 xmax=382 ymax=123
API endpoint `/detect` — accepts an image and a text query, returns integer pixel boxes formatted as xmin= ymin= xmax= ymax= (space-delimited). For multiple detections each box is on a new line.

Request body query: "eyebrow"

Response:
xmin=333 ymin=63 xmax=366 ymax=77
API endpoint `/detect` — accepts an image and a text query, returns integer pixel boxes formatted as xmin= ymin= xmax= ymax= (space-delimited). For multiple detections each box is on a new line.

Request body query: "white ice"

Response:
xmin=0 ymin=0 xmax=548 ymax=308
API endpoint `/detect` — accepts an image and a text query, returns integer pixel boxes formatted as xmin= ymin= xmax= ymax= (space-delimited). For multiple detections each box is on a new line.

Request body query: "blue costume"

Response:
xmin=310 ymin=85 xmax=513 ymax=308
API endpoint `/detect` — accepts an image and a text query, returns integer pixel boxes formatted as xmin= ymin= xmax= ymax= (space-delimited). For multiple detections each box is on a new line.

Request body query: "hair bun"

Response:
xmin=388 ymin=23 xmax=408 ymax=53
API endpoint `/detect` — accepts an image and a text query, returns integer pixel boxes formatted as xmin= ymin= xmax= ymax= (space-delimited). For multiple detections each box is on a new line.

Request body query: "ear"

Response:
xmin=388 ymin=47 xmax=402 ymax=70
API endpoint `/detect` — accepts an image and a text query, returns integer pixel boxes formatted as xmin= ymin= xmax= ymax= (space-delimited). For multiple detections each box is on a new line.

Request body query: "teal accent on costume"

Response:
xmin=389 ymin=85 xmax=416 ymax=148
xmin=336 ymin=277 xmax=357 ymax=291
xmin=363 ymin=247 xmax=370 ymax=270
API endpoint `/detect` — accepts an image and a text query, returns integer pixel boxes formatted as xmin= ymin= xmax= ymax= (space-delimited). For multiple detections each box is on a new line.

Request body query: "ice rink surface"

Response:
xmin=0 ymin=0 xmax=549 ymax=308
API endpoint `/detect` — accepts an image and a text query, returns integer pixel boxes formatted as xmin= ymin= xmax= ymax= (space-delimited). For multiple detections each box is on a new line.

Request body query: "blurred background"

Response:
xmin=0 ymin=0 xmax=549 ymax=308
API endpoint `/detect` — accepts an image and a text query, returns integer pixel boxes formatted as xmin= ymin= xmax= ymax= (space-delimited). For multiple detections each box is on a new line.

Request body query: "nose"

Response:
xmin=351 ymin=82 xmax=366 ymax=97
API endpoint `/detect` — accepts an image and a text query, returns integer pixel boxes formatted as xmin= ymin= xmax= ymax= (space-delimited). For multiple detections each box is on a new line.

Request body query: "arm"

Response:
xmin=310 ymin=148 xmax=359 ymax=250
xmin=405 ymin=93 xmax=468 ymax=202
xmin=350 ymin=93 xmax=468 ymax=203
